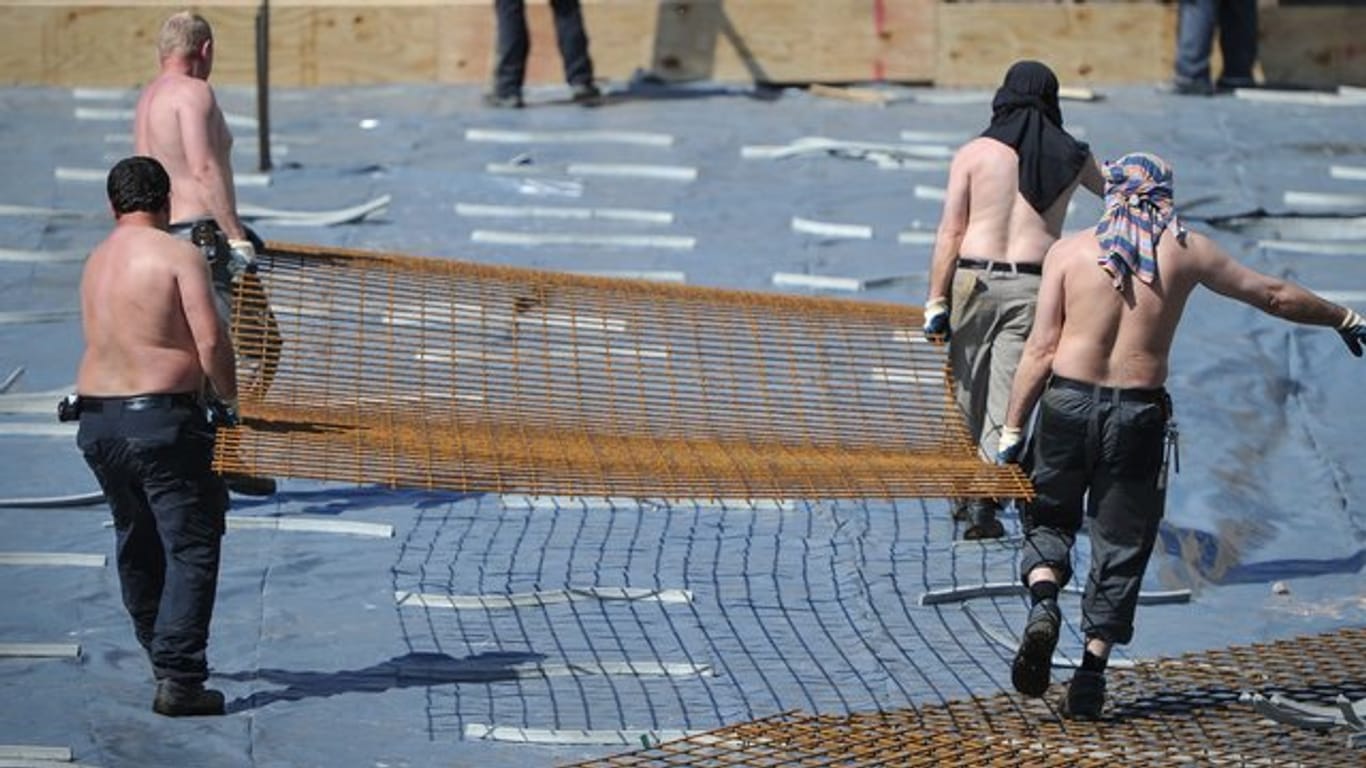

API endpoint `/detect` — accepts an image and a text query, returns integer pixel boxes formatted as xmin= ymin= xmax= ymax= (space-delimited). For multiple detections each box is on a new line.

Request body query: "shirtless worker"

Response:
xmin=75 ymin=156 xmax=237 ymax=716
xmin=134 ymin=10 xmax=278 ymax=495
xmin=997 ymin=152 xmax=1366 ymax=719
xmin=923 ymin=60 xmax=1104 ymax=540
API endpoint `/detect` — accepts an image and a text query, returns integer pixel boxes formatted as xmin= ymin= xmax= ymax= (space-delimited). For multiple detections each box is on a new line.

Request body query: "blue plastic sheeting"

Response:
xmin=1 ymin=79 xmax=1364 ymax=767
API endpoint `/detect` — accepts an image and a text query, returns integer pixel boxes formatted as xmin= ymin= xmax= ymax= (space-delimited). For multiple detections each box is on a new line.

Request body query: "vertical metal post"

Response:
xmin=255 ymin=0 xmax=272 ymax=172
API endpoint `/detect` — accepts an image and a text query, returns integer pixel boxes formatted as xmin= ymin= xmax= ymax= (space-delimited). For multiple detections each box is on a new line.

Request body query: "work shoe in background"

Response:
xmin=962 ymin=499 xmax=1005 ymax=540
xmin=571 ymin=81 xmax=603 ymax=107
xmin=153 ymin=680 xmax=226 ymax=717
xmin=225 ymin=473 xmax=277 ymax=497
xmin=482 ymin=91 xmax=525 ymax=109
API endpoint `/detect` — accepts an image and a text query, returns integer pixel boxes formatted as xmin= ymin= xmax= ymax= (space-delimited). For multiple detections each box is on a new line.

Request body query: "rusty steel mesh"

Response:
xmin=214 ymin=241 xmax=1030 ymax=500
xmin=562 ymin=626 xmax=1366 ymax=767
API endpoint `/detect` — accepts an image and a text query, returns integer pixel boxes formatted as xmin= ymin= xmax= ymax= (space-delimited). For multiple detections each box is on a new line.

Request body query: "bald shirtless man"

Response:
xmin=923 ymin=60 xmax=1104 ymax=539
xmin=76 ymin=156 xmax=236 ymax=717
xmin=135 ymin=10 xmax=278 ymax=495
xmin=998 ymin=152 xmax=1366 ymax=719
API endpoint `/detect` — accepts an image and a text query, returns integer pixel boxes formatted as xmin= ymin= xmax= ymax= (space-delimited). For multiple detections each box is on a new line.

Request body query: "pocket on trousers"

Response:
xmin=1104 ymin=403 xmax=1166 ymax=480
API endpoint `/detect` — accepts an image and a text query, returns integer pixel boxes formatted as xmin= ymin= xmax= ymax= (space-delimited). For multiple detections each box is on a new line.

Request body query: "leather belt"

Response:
xmin=80 ymin=393 xmax=202 ymax=413
xmin=957 ymin=258 xmax=1042 ymax=276
xmin=1049 ymin=375 xmax=1166 ymax=404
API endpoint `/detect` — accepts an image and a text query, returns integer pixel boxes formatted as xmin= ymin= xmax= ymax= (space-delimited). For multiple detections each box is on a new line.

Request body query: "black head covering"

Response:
xmin=980 ymin=60 xmax=1090 ymax=213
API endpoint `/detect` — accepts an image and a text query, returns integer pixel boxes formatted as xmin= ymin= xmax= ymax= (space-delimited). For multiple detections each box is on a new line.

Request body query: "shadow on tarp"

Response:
xmin=1158 ymin=522 xmax=1366 ymax=585
xmin=226 ymin=484 xmax=486 ymax=515
xmin=220 ymin=650 xmax=547 ymax=712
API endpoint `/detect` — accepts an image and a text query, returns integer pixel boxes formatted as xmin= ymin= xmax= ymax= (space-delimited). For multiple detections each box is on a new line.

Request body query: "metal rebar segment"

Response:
xmin=214 ymin=241 xmax=1031 ymax=500
xmin=564 ymin=626 xmax=1366 ymax=767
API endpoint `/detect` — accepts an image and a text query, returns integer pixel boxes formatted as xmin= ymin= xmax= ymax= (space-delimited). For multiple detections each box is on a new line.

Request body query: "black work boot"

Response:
xmin=1011 ymin=598 xmax=1060 ymax=697
xmin=153 ymin=679 xmax=226 ymax=717
xmin=225 ymin=473 xmax=277 ymax=497
xmin=962 ymin=499 xmax=1005 ymax=540
xmin=1060 ymin=669 xmax=1106 ymax=720
xmin=570 ymin=81 xmax=602 ymax=107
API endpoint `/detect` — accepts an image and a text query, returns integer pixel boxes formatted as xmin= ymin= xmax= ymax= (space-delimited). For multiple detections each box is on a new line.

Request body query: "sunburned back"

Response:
xmin=133 ymin=73 xmax=231 ymax=224
xmin=956 ymin=137 xmax=1077 ymax=264
xmin=1049 ymin=225 xmax=1205 ymax=388
xmin=77 ymin=226 xmax=208 ymax=396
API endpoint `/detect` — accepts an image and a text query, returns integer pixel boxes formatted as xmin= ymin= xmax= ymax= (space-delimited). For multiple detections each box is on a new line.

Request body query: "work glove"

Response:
xmin=226 ymin=238 xmax=258 ymax=282
xmin=996 ymin=426 xmax=1024 ymax=465
xmin=1340 ymin=308 xmax=1365 ymax=357
xmin=923 ymin=296 xmax=951 ymax=342
xmin=207 ymin=396 xmax=240 ymax=428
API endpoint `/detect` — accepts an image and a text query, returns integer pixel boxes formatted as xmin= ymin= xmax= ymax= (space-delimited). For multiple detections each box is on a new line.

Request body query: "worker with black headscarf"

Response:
xmin=922 ymin=60 xmax=1104 ymax=540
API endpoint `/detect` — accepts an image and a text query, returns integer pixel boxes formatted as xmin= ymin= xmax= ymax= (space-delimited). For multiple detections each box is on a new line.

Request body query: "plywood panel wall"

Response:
xmin=0 ymin=2 xmax=1359 ymax=89
xmin=936 ymin=4 xmax=1179 ymax=87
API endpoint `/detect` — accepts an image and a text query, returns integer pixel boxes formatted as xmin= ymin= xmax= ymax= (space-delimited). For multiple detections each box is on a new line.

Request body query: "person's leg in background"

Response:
xmin=489 ymin=0 xmax=529 ymax=107
xmin=1215 ymin=0 xmax=1258 ymax=90
xmin=550 ymin=0 xmax=600 ymax=103
xmin=1173 ymin=0 xmax=1216 ymax=95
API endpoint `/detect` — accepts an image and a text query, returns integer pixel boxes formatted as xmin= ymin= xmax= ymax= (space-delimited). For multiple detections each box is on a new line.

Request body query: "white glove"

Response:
xmin=922 ymin=296 xmax=950 ymax=341
xmin=226 ymin=238 xmax=256 ymax=282
xmin=997 ymin=426 xmax=1024 ymax=464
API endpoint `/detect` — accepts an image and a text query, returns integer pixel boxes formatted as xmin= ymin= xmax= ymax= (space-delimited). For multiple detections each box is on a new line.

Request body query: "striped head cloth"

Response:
xmin=1094 ymin=152 xmax=1184 ymax=289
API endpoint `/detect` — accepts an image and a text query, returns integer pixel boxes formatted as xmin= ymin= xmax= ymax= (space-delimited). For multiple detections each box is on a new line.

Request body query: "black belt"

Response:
xmin=80 ymin=393 xmax=202 ymax=413
xmin=957 ymin=258 xmax=1042 ymax=276
xmin=1049 ymin=375 xmax=1166 ymax=404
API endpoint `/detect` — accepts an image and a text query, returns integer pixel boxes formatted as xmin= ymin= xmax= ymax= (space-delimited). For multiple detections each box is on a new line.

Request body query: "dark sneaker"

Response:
xmin=153 ymin=680 xmax=225 ymax=717
xmin=570 ymin=81 xmax=603 ymax=107
xmin=1215 ymin=77 xmax=1256 ymax=93
xmin=962 ymin=500 xmax=1005 ymax=540
xmin=951 ymin=498 xmax=970 ymax=522
xmin=482 ymin=91 xmax=524 ymax=109
xmin=1011 ymin=598 xmax=1060 ymax=697
xmin=1159 ymin=78 xmax=1214 ymax=96
xmin=1060 ymin=669 xmax=1106 ymax=720
xmin=225 ymin=473 xmax=277 ymax=497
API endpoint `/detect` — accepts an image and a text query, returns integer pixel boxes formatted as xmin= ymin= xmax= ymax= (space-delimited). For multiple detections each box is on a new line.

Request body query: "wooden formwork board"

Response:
xmin=935 ymin=4 xmax=1179 ymax=87
xmin=0 ymin=2 xmax=1360 ymax=88
xmin=1259 ymin=6 xmax=1366 ymax=88
xmin=0 ymin=0 xmax=933 ymax=87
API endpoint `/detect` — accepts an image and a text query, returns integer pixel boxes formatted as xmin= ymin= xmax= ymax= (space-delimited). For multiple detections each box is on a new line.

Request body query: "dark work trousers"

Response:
xmin=1018 ymin=376 xmax=1170 ymax=645
xmin=493 ymin=0 xmax=595 ymax=98
xmin=77 ymin=395 xmax=228 ymax=683
xmin=1175 ymin=0 xmax=1258 ymax=87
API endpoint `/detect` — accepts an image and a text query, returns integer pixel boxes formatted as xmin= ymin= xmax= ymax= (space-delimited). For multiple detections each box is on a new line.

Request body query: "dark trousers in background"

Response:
xmin=1175 ymin=0 xmax=1258 ymax=88
xmin=78 ymin=399 xmax=228 ymax=684
xmin=493 ymin=0 xmax=595 ymax=98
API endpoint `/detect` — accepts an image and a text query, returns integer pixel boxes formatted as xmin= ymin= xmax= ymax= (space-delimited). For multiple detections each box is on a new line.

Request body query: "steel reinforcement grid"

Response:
xmin=213 ymin=241 xmax=1030 ymax=501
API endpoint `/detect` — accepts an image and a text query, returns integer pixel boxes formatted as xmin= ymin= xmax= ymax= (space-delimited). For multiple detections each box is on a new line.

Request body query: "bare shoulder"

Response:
xmin=1052 ymin=229 xmax=1097 ymax=259
xmin=160 ymin=74 xmax=215 ymax=111
xmin=956 ymin=136 xmax=1011 ymax=163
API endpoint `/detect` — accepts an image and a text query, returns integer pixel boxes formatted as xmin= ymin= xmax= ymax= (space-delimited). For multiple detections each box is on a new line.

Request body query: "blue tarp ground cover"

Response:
xmin=1 ymin=80 xmax=1363 ymax=767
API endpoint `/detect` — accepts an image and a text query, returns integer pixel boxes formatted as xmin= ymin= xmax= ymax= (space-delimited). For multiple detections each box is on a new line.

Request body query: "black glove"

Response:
xmin=1340 ymin=309 xmax=1365 ymax=357
xmin=207 ymin=397 xmax=240 ymax=428
xmin=922 ymin=297 xmax=950 ymax=342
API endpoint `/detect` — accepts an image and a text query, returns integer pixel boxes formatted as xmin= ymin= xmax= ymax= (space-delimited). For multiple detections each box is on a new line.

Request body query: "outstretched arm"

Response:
xmin=1196 ymin=232 xmax=1364 ymax=354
